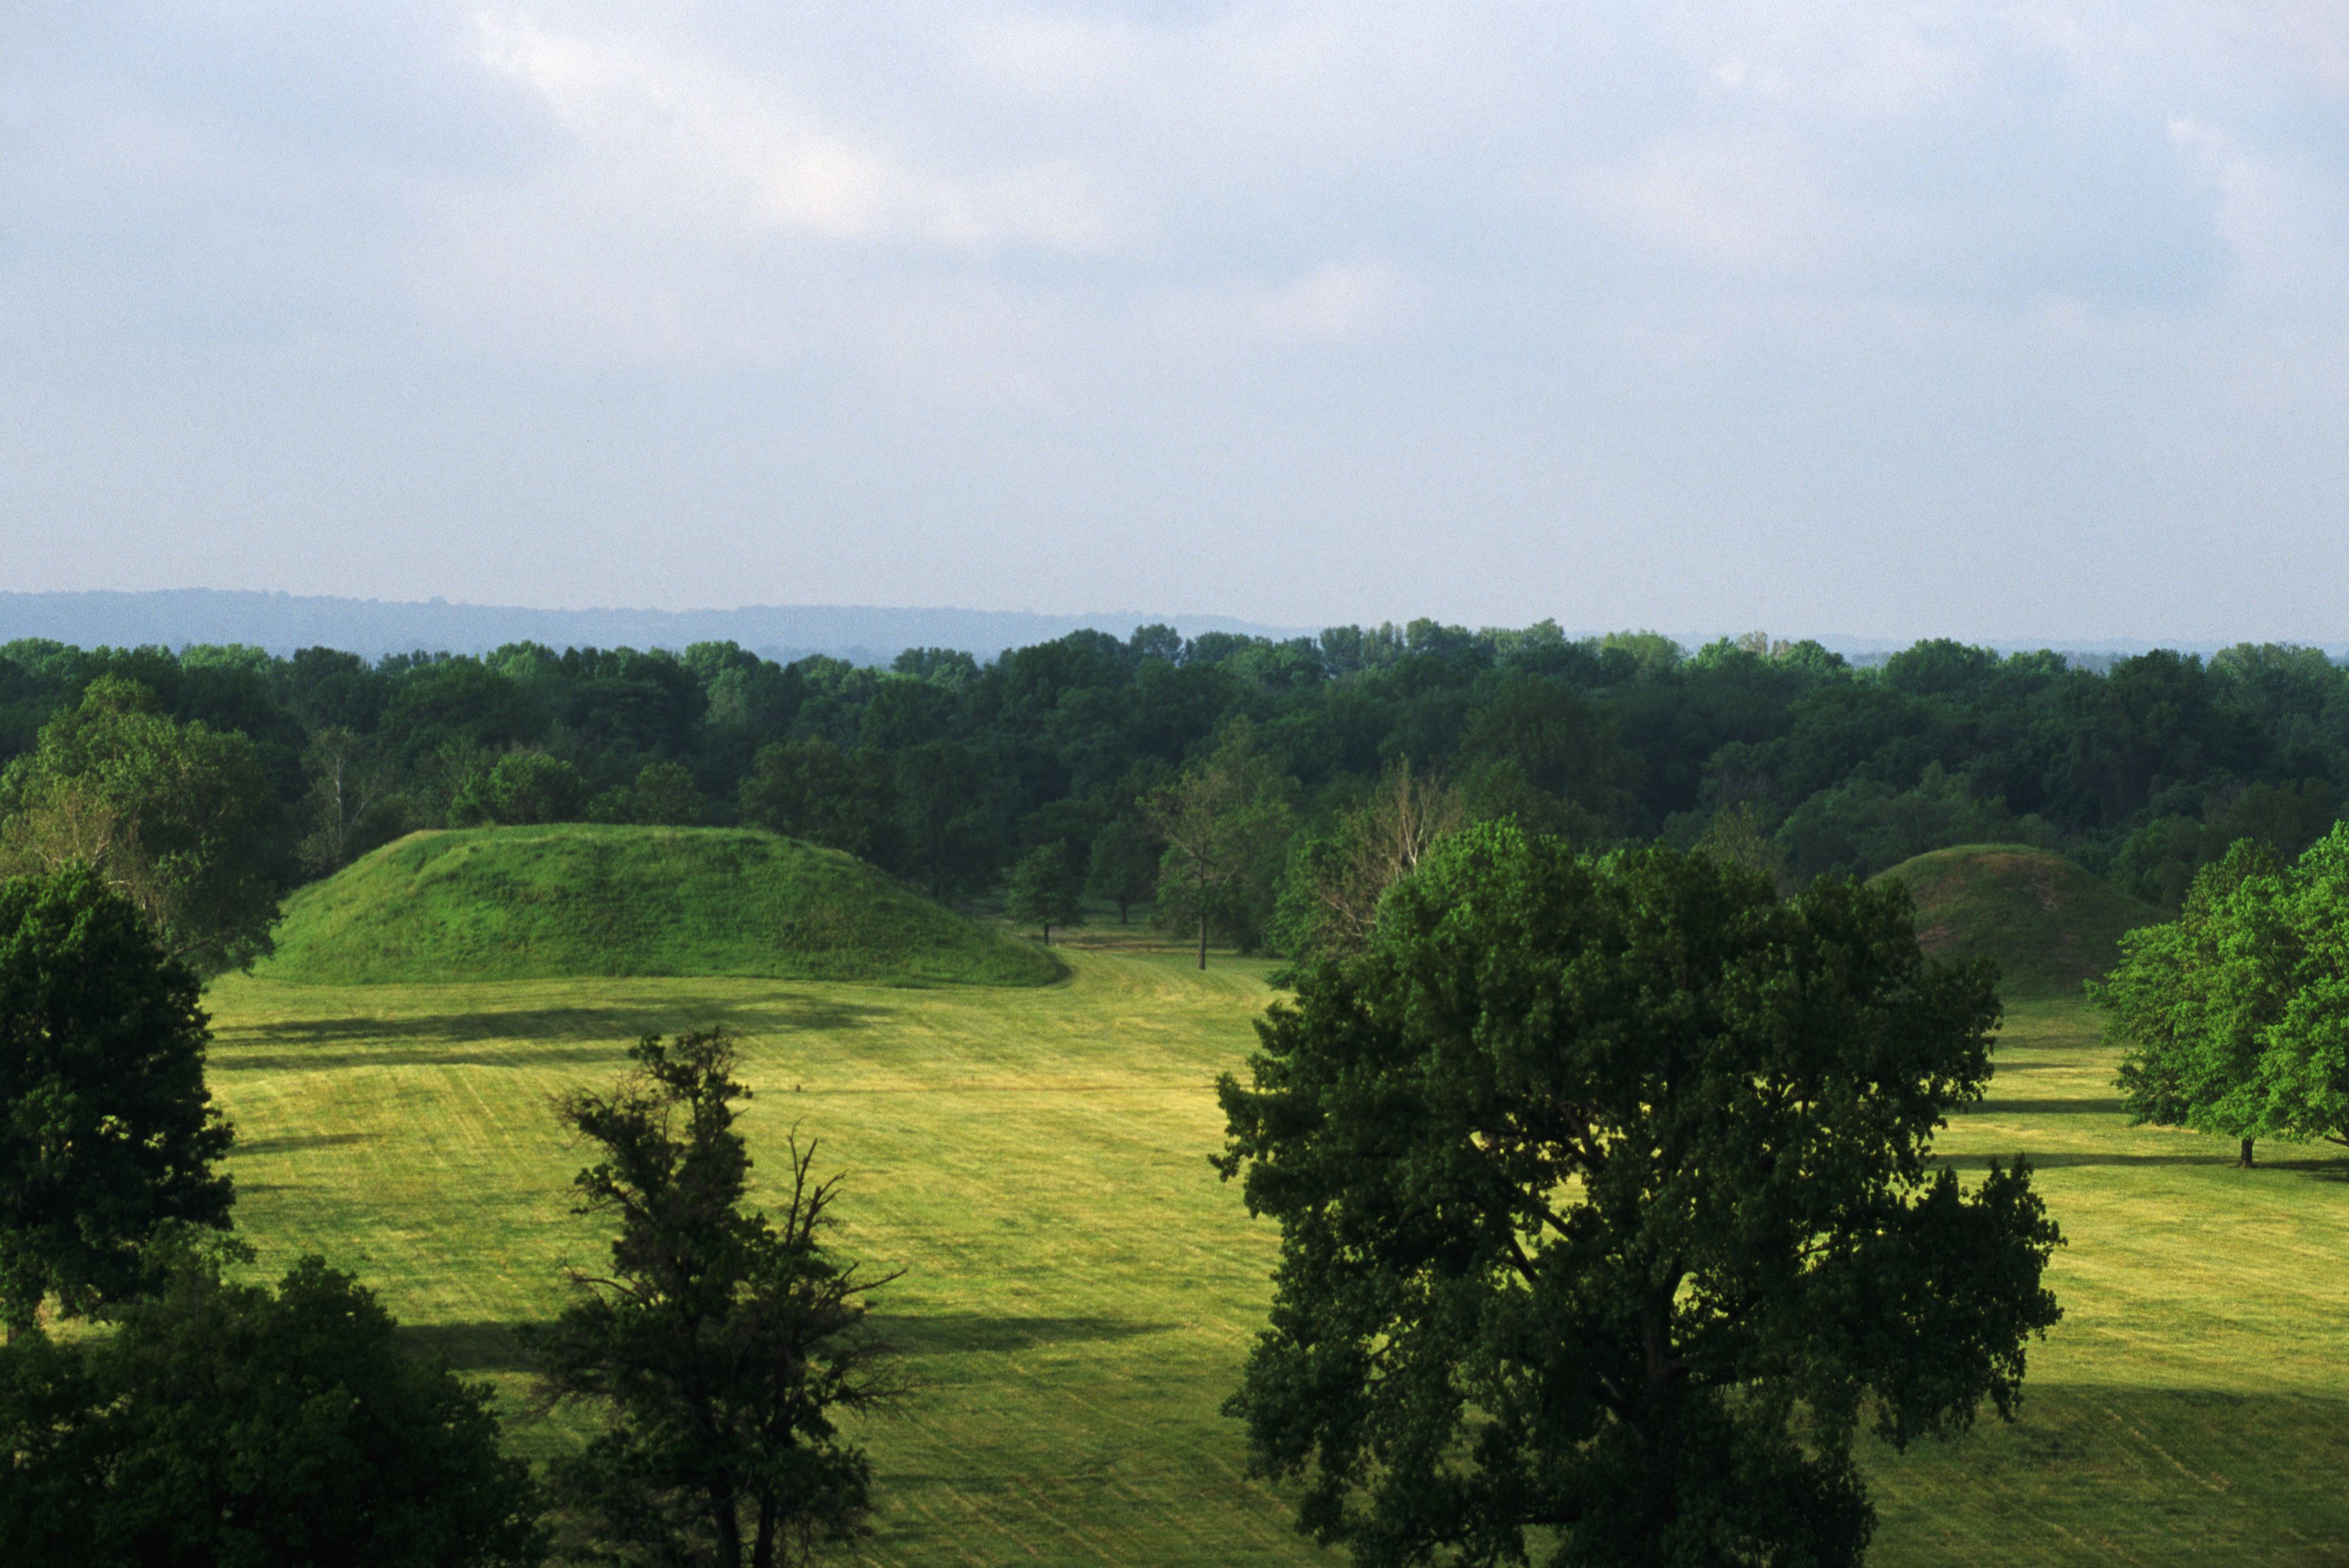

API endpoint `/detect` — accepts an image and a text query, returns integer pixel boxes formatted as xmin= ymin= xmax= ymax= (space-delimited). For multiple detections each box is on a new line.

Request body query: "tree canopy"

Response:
xmin=2094 ymin=839 xmax=2286 ymax=1165
xmin=1217 ymin=824 xmax=2062 ymax=1567
xmin=1145 ymin=721 xmax=1295 ymax=967
xmin=0 ymin=864 xmax=235 ymax=1329
xmin=2095 ymin=821 xmax=2349 ymax=1161
xmin=0 ymin=1243 xmax=546 ymax=1567
xmin=0 ymin=676 xmax=281 ymax=974
xmin=1005 ymin=843 xmax=1083 ymax=944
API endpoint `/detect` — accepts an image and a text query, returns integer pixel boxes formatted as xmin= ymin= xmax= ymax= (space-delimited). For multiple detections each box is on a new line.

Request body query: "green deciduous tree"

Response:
xmin=463 ymin=750 xmax=586 ymax=826
xmin=2247 ymin=823 xmax=2349 ymax=1149
xmin=0 ymin=866 xmax=234 ymax=1330
xmin=591 ymin=760 xmax=707 ymax=826
xmin=1691 ymin=799 xmax=1788 ymax=889
xmin=893 ymin=741 xmax=1001 ymax=900
xmin=738 ymin=740 xmax=898 ymax=864
xmin=2092 ymin=839 xmax=2286 ymax=1167
xmin=1004 ymin=843 xmax=1083 ymax=944
xmin=1144 ymin=721 xmax=1296 ymax=969
xmin=0 ymin=676 xmax=281 ymax=975
xmin=1218 ymin=824 xmax=2062 ymax=1568
xmin=1084 ymin=816 xmax=1158 ymax=924
xmin=0 ymin=1241 xmax=546 ymax=1566
xmin=538 ymin=1030 xmax=902 ymax=1568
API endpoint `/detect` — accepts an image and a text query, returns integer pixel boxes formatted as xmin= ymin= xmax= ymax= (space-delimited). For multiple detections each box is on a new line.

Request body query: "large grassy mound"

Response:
xmin=1872 ymin=842 xmax=2162 ymax=997
xmin=260 ymin=824 xmax=1059 ymax=986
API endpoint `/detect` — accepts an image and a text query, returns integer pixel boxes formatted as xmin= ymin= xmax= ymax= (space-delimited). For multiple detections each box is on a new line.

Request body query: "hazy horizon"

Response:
xmin=3 ymin=588 xmax=2334 ymax=666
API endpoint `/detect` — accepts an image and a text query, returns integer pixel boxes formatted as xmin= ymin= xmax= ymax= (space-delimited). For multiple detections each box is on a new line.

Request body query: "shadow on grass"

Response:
xmin=234 ymin=1131 xmax=373 ymax=1155
xmin=1954 ymin=1098 xmax=2129 ymax=1116
xmin=399 ymin=1321 xmax=548 ymax=1374
xmin=214 ymin=997 xmax=895 ymax=1072
xmin=394 ymin=1313 xmax=1161 ymax=1375
xmin=218 ymin=1044 xmax=633 ymax=1073
xmin=866 ymin=1313 xmax=1167 ymax=1355
xmin=1937 ymin=1151 xmax=2349 ymax=1173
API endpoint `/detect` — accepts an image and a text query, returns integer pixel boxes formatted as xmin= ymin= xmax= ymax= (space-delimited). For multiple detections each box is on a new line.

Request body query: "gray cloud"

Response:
xmin=2 ymin=1 xmax=2345 ymax=639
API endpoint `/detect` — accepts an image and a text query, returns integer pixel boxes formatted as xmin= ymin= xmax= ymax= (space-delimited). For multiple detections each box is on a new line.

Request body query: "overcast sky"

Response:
xmin=3 ymin=2 xmax=2346 ymax=640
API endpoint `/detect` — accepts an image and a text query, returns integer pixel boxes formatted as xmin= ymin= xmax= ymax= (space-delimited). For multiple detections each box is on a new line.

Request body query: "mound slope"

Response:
xmin=262 ymin=824 xmax=1058 ymax=987
xmin=1871 ymin=843 xmax=2161 ymax=998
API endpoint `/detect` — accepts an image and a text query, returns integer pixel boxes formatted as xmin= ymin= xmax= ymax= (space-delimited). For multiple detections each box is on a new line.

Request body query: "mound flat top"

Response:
xmin=260 ymin=824 xmax=1058 ymax=987
xmin=1872 ymin=842 xmax=2161 ymax=998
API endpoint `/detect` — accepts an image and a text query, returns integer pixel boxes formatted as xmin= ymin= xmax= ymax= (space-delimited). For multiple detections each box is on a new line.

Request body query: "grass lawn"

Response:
xmin=201 ymin=942 xmax=2349 ymax=1566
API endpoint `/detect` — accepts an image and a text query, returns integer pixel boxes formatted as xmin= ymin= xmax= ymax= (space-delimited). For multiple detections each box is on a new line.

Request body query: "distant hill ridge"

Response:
xmin=1871 ymin=843 xmax=2163 ymax=998
xmin=1 ymin=590 xmax=2295 ymax=668
xmin=0 ymin=590 xmax=1301 ymax=665
xmin=260 ymin=824 xmax=1060 ymax=987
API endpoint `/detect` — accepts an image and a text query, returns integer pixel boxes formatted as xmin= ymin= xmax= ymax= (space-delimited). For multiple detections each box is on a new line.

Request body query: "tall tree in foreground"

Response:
xmin=538 ymin=1030 xmax=902 ymax=1568
xmin=1144 ymin=720 xmax=1295 ymax=968
xmin=0 ymin=866 xmax=234 ymax=1331
xmin=0 ymin=675 xmax=281 ymax=975
xmin=1218 ymin=825 xmax=2062 ymax=1568
xmin=0 ymin=1243 xmax=546 ymax=1566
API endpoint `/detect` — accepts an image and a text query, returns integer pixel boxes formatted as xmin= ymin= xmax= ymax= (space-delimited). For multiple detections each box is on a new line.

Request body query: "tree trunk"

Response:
xmin=751 ymin=1497 xmax=776 ymax=1568
xmin=1198 ymin=913 xmax=1208 ymax=970
xmin=714 ymin=1491 xmax=744 ymax=1568
xmin=2239 ymin=1138 xmax=2256 ymax=1169
xmin=1118 ymin=900 xmax=1129 ymax=925
xmin=1042 ymin=923 xmax=1052 ymax=946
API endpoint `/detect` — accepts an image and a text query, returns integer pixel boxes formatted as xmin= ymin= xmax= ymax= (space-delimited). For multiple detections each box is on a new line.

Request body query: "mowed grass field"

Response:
xmin=200 ymin=939 xmax=2349 ymax=1566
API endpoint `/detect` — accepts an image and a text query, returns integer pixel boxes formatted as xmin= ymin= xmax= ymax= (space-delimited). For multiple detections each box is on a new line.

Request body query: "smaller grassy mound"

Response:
xmin=1871 ymin=843 xmax=2161 ymax=998
xmin=262 ymin=825 xmax=1058 ymax=987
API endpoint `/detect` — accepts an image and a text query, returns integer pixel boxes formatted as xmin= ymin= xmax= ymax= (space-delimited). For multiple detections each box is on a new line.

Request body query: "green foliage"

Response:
xmin=1270 ymin=759 xmax=1464 ymax=963
xmin=1083 ymin=816 xmax=1158 ymax=923
xmin=0 ymin=1242 xmax=546 ymax=1566
xmin=1144 ymin=721 xmax=1296 ymax=967
xmin=2092 ymin=840 xmax=2285 ymax=1163
xmin=1775 ymin=763 xmax=2056 ymax=883
xmin=0 ymin=865 xmax=233 ymax=1328
xmin=462 ymin=750 xmax=586 ymax=826
xmin=0 ymin=675 xmax=281 ymax=974
xmin=260 ymin=824 xmax=1058 ymax=987
xmin=894 ymin=741 xmax=1004 ymax=900
xmin=1691 ymin=798 xmax=1786 ymax=887
xmin=538 ymin=1030 xmax=900 ymax=1568
xmin=1004 ymin=843 xmax=1083 ymax=943
xmin=592 ymin=759 xmax=706 ymax=826
xmin=2109 ymin=779 xmax=2339 ymax=908
xmin=1218 ymin=824 xmax=2062 ymax=1568
xmin=738 ymin=740 xmax=897 ymax=864
xmin=2093 ymin=822 xmax=2349 ymax=1159
xmin=1872 ymin=844 xmax=2162 ymax=999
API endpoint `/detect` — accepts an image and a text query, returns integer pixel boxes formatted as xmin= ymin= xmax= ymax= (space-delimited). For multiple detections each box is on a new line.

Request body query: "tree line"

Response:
xmin=4 ymin=626 xmax=2348 ymax=970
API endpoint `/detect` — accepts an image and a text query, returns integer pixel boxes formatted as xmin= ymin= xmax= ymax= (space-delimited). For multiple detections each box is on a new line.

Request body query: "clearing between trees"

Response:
xmin=202 ymin=932 xmax=2349 ymax=1568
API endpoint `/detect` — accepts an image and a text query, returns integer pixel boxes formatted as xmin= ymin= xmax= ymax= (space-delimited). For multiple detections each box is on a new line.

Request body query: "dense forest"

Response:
xmin=2 ymin=622 xmax=2342 ymax=954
